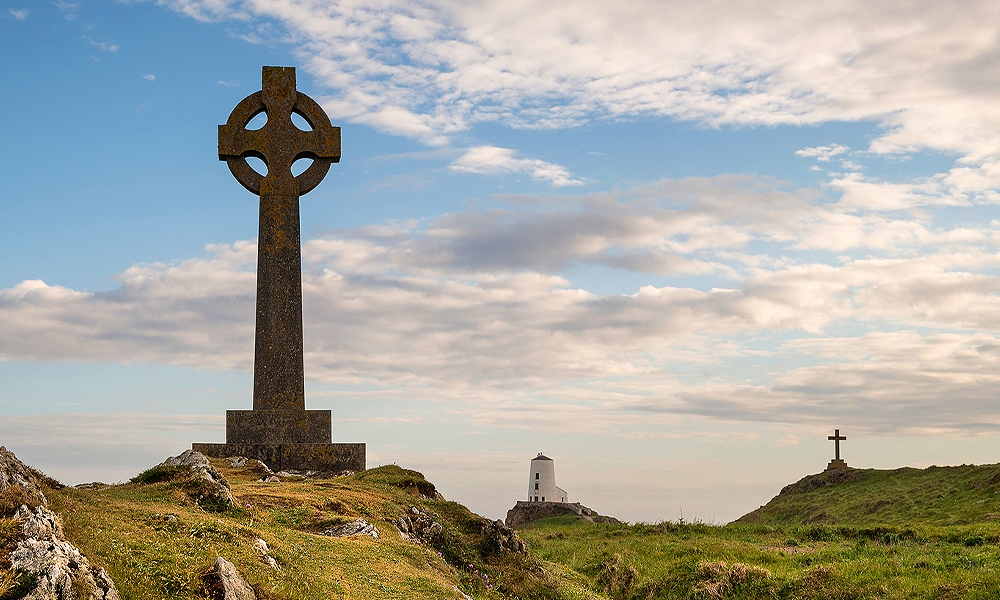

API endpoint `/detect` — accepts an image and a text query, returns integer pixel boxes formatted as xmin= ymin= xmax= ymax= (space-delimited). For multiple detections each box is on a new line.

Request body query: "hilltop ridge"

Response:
xmin=737 ymin=462 xmax=1000 ymax=527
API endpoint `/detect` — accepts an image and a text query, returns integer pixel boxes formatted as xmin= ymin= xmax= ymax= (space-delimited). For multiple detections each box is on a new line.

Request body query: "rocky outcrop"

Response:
xmin=9 ymin=504 xmax=120 ymax=599
xmin=505 ymin=500 xmax=621 ymax=528
xmin=0 ymin=447 xmax=119 ymax=599
xmin=0 ymin=446 xmax=58 ymax=516
xmin=778 ymin=468 xmax=864 ymax=496
xmin=253 ymin=538 xmax=279 ymax=570
xmin=159 ymin=450 xmax=235 ymax=511
xmin=395 ymin=506 xmax=443 ymax=545
xmin=320 ymin=519 xmax=379 ymax=539
xmin=480 ymin=519 xmax=526 ymax=556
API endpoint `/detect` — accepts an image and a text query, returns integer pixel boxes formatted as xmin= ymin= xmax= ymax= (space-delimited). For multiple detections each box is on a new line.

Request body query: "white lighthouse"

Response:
xmin=528 ymin=453 xmax=568 ymax=503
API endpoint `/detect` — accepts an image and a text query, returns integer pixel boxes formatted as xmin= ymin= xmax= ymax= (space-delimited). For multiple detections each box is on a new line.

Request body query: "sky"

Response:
xmin=2 ymin=0 xmax=1000 ymax=524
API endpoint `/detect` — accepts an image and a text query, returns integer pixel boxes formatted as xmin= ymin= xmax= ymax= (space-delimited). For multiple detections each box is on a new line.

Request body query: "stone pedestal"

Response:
xmin=193 ymin=441 xmax=365 ymax=472
xmin=193 ymin=409 xmax=366 ymax=473
xmin=826 ymin=459 xmax=849 ymax=470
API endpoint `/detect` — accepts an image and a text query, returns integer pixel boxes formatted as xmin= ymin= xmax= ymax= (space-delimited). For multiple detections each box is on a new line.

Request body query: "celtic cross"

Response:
xmin=219 ymin=66 xmax=341 ymax=412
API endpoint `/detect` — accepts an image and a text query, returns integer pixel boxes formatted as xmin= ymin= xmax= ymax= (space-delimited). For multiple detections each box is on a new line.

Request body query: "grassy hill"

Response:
xmin=737 ymin=464 xmax=1000 ymax=527
xmin=515 ymin=464 xmax=1000 ymax=599
xmin=9 ymin=459 xmax=1000 ymax=599
xmin=1 ymin=456 xmax=601 ymax=600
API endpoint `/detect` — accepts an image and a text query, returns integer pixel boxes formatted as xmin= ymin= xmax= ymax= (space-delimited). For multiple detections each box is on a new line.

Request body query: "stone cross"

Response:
xmin=828 ymin=429 xmax=846 ymax=461
xmin=194 ymin=67 xmax=364 ymax=473
xmin=218 ymin=66 xmax=340 ymax=411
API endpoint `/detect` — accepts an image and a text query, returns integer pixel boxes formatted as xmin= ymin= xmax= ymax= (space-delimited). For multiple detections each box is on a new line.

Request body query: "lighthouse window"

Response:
xmin=535 ymin=473 xmax=539 ymax=480
xmin=534 ymin=483 xmax=539 ymax=490
xmin=542 ymin=497 xmax=545 ymax=501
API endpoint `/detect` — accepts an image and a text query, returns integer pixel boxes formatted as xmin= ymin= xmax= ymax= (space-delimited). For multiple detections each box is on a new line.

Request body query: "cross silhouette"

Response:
xmin=218 ymin=66 xmax=341 ymax=412
xmin=828 ymin=428 xmax=846 ymax=461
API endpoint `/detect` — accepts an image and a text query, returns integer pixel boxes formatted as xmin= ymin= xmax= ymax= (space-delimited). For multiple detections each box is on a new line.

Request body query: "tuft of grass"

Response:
xmin=130 ymin=465 xmax=188 ymax=485
xmin=0 ymin=486 xmax=43 ymax=518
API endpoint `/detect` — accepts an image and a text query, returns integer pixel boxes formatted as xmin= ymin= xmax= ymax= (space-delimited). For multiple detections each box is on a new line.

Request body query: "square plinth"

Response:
xmin=227 ymin=409 xmax=331 ymax=444
xmin=826 ymin=459 xmax=849 ymax=470
xmin=192 ymin=442 xmax=365 ymax=472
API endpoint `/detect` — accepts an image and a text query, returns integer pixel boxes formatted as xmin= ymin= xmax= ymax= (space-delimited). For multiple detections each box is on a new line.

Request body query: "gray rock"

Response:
xmin=0 ymin=446 xmax=51 ymax=512
xmin=11 ymin=506 xmax=120 ymax=600
xmin=253 ymin=538 xmax=279 ymax=570
xmin=160 ymin=451 xmax=234 ymax=510
xmin=320 ymin=518 xmax=379 ymax=539
xmin=215 ymin=557 xmax=257 ymax=600
xmin=395 ymin=506 xmax=443 ymax=545
xmin=480 ymin=519 xmax=527 ymax=556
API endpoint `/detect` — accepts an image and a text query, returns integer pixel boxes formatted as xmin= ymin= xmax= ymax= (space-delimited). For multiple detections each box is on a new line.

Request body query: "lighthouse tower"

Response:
xmin=528 ymin=453 xmax=568 ymax=502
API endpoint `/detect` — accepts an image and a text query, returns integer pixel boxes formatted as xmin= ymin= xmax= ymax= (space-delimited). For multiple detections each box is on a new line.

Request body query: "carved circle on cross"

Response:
xmin=219 ymin=68 xmax=341 ymax=197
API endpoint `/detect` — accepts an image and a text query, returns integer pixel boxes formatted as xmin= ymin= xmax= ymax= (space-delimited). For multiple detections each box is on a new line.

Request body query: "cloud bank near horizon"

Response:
xmin=4 ymin=175 xmax=1000 ymax=435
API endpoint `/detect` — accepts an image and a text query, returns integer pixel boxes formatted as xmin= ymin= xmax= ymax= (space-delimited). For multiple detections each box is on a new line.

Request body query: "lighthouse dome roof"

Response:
xmin=532 ymin=453 xmax=553 ymax=461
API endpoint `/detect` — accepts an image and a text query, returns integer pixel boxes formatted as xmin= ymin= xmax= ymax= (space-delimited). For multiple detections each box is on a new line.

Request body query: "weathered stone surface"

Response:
xmin=253 ymin=538 xmax=279 ymax=570
xmin=194 ymin=442 xmax=365 ymax=473
xmin=214 ymin=556 xmax=257 ymax=600
xmin=505 ymin=500 xmax=620 ymax=528
xmin=160 ymin=450 xmax=234 ymax=510
xmin=395 ymin=505 xmax=443 ymax=545
xmin=0 ymin=446 xmax=55 ymax=514
xmin=226 ymin=409 xmax=331 ymax=444
xmin=320 ymin=518 xmax=379 ymax=538
xmin=480 ymin=519 xmax=526 ymax=556
xmin=11 ymin=505 xmax=120 ymax=600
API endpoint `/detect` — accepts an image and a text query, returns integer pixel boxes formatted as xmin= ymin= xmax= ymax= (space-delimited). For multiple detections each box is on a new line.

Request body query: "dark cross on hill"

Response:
xmin=218 ymin=66 xmax=340 ymax=411
xmin=828 ymin=429 xmax=846 ymax=461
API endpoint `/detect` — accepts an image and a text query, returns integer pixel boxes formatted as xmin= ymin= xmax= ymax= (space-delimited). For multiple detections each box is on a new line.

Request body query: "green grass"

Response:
xmin=41 ymin=462 xmax=596 ymax=600
xmin=518 ymin=516 xmax=1000 ymax=599
xmin=738 ymin=464 xmax=1000 ymax=527
xmin=516 ymin=464 xmax=1000 ymax=599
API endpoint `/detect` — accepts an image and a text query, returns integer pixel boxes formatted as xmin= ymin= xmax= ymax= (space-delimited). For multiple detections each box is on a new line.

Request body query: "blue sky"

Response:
xmin=3 ymin=0 xmax=1000 ymax=523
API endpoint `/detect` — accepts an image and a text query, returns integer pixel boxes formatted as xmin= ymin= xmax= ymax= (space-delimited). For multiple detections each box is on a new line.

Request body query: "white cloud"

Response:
xmin=796 ymin=144 xmax=849 ymax=162
xmin=54 ymin=0 xmax=77 ymax=20
xmin=158 ymin=0 xmax=1000 ymax=184
xmin=9 ymin=8 xmax=28 ymax=20
xmin=142 ymin=73 xmax=155 ymax=81
xmin=217 ymin=79 xmax=239 ymax=87
xmin=450 ymin=145 xmax=582 ymax=186
xmin=5 ymin=177 xmax=1000 ymax=434
xmin=85 ymin=36 xmax=119 ymax=53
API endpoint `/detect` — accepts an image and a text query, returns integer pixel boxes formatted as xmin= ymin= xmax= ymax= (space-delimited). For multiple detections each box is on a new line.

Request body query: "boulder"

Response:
xmin=214 ymin=557 xmax=257 ymax=600
xmin=395 ymin=506 xmax=443 ymax=545
xmin=11 ymin=505 xmax=120 ymax=600
xmin=0 ymin=446 xmax=54 ymax=515
xmin=480 ymin=519 xmax=527 ymax=556
xmin=320 ymin=519 xmax=379 ymax=539
xmin=159 ymin=450 xmax=234 ymax=511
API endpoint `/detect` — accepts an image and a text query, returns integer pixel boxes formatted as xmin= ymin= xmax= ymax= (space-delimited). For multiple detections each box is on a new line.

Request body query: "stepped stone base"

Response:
xmin=193 ymin=442 xmax=365 ymax=473
xmin=826 ymin=459 xmax=849 ymax=471
xmin=226 ymin=409 xmax=331 ymax=444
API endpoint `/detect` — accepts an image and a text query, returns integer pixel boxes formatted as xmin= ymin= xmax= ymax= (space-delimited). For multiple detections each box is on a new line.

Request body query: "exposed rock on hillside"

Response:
xmin=777 ymin=467 xmax=864 ymax=496
xmin=133 ymin=450 xmax=235 ymax=511
xmin=0 ymin=447 xmax=119 ymax=600
xmin=505 ymin=501 xmax=621 ymax=528
xmin=395 ymin=505 xmax=444 ymax=545
xmin=481 ymin=519 xmax=527 ymax=556
xmin=0 ymin=446 xmax=61 ymax=516
xmin=320 ymin=518 xmax=379 ymax=538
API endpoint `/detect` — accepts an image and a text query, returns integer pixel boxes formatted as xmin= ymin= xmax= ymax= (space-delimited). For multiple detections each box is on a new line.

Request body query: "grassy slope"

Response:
xmin=516 ymin=465 xmax=1000 ymax=599
xmin=736 ymin=464 xmax=1000 ymax=527
xmin=34 ymin=461 xmax=600 ymax=600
